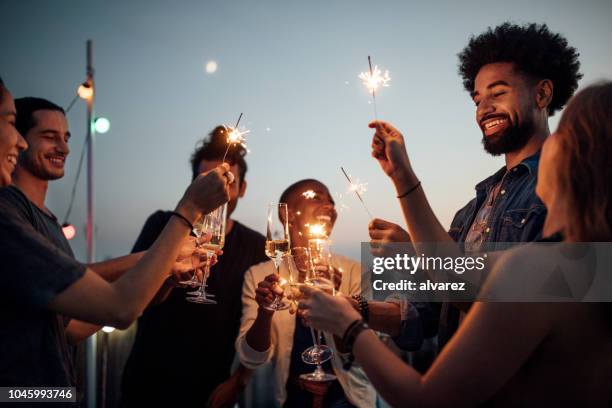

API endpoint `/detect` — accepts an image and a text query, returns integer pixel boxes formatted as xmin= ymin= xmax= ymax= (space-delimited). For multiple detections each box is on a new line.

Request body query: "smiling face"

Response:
xmin=0 ymin=88 xmax=28 ymax=186
xmin=285 ymin=180 xmax=338 ymax=244
xmin=472 ymin=62 xmax=538 ymax=156
xmin=18 ymin=109 xmax=70 ymax=181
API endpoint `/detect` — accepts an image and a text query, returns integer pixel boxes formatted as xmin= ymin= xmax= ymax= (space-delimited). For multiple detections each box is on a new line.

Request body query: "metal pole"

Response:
xmin=85 ymin=39 xmax=98 ymax=408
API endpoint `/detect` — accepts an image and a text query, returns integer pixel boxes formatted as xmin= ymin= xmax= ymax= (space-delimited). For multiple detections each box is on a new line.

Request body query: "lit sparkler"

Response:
xmin=340 ymin=166 xmax=373 ymax=219
xmin=222 ymin=112 xmax=250 ymax=163
xmin=358 ymin=56 xmax=391 ymax=120
xmin=307 ymin=223 xmax=327 ymax=239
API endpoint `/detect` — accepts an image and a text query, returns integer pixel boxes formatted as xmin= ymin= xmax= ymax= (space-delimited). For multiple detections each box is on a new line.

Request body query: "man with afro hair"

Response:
xmin=367 ymin=22 xmax=582 ymax=354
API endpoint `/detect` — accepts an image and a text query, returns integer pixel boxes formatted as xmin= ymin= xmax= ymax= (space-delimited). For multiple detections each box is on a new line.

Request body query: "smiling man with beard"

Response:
xmin=366 ymin=22 xmax=582 ymax=352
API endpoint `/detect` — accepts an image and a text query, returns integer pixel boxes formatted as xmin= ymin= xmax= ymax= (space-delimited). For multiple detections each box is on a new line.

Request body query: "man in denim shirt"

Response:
xmin=367 ymin=22 xmax=582 ymax=354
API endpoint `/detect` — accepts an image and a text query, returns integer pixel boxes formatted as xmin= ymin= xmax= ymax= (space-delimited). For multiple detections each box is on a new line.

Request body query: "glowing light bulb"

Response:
xmin=62 ymin=223 xmax=76 ymax=240
xmin=94 ymin=117 xmax=110 ymax=134
xmin=77 ymin=83 xmax=93 ymax=100
xmin=102 ymin=326 xmax=115 ymax=333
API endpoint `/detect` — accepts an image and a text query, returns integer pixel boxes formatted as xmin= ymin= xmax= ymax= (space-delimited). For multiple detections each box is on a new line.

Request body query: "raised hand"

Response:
xmin=299 ymin=285 xmax=361 ymax=337
xmin=369 ymin=121 xmax=414 ymax=183
xmin=178 ymin=163 xmax=232 ymax=223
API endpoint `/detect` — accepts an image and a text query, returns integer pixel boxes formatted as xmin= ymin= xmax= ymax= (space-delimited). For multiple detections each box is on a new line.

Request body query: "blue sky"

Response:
xmin=1 ymin=0 xmax=610 ymax=260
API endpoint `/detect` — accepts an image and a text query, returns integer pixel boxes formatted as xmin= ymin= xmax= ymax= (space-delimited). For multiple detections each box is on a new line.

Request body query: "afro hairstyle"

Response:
xmin=458 ymin=22 xmax=582 ymax=115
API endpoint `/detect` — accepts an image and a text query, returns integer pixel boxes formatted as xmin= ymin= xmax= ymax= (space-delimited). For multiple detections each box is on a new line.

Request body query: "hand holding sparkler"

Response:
xmin=359 ymin=56 xmax=391 ymax=120
xmin=222 ymin=112 xmax=250 ymax=164
xmin=340 ymin=167 xmax=373 ymax=220
xmin=369 ymin=120 xmax=414 ymax=183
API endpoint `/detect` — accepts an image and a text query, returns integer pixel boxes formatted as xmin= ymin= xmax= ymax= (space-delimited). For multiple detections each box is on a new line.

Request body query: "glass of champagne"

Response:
xmin=263 ymin=203 xmax=291 ymax=311
xmin=300 ymin=240 xmax=337 ymax=382
xmin=186 ymin=203 xmax=227 ymax=304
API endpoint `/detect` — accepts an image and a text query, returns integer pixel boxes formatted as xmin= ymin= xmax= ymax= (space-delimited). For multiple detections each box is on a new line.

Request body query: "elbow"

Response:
xmin=110 ymin=309 xmax=140 ymax=330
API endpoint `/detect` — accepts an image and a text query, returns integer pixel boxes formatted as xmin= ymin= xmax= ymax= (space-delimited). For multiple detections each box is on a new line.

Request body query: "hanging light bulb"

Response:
xmin=77 ymin=81 xmax=93 ymax=100
xmin=62 ymin=223 xmax=76 ymax=240
xmin=94 ymin=117 xmax=110 ymax=134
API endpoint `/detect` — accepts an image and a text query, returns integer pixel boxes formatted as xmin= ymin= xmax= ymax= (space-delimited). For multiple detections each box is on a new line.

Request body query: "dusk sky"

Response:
xmin=2 ymin=0 xmax=610 ymax=261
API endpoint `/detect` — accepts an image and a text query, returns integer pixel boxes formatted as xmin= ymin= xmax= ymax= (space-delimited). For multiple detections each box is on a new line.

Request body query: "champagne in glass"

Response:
xmin=300 ymin=239 xmax=337 ymax=381
xmin=186 ymin=203 xmax=227 ymax=304
xmin=263 ymin=203 xmax=291 ymax=311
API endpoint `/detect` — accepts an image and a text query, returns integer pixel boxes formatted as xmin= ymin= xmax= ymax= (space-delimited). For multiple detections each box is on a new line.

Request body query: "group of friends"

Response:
xmin=0 ymin=21 xmax=611 ymax=407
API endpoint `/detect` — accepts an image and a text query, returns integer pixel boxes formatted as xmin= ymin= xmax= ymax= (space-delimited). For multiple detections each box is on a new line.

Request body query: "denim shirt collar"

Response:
xmin=474 ymin=150 xmax=541 ymax=194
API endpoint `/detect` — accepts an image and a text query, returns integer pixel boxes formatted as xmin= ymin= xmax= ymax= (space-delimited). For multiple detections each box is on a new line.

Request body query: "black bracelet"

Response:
xmin=170 ymin=211 xmax=195 ymax=232
xmin=352 ymin=295 xmax=369 ymax=322
xmin=397 ymin=180 xmax=421 ymax=199
xmin=342 ymin=319 xmax=369 ymax=350
xmin=341 ymin=318 xmax=362 ymax=347
xmin=341 ymin=319 xmax=370 ymax=371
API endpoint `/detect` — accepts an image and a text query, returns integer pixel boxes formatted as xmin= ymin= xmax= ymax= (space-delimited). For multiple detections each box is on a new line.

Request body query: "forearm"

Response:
xmin=66 ymin=320 xmax=101 ymax=344
xmin=393 ymin=171 xmax=455 ymax=246
xmin=149 ymin=279 xmax=175 ymax=306
xmin=368 ymin=301 xmax=402 ymax=337
xmin=353 ymin=329 xmax=425 ymax=407
xmin=245 ymin=309 xmax=273 ymax=352
xmin=88 ymin=252 xmax=145 ymax=282
xmin=109 ymin=215 xmax=192 ymax=324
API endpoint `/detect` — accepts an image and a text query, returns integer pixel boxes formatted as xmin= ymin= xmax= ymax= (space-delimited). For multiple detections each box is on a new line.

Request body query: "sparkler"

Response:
xmin=222 ymin=112 xmax=250 ymax=163
xmin=358 ymin=56 xmax=391 ymax=120
xmin=340 ymin=166 xmax=373 ymax=219
xmin=307 ymin=223 xmax=327 ymax=239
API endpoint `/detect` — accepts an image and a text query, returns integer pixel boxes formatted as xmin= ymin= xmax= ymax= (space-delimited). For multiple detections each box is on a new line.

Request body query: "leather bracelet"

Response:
xmin=351 ymin=295 xmax=369 ymax=322
xmin=170 ymin=211 xmax=195 ymax=232
xmin=341 ymin=319 xmax=369 ymax=371
xmin=397 ymin=180 xmax=421 ymax=199
xmin=342 ymin=319 xmax=369 ymax=351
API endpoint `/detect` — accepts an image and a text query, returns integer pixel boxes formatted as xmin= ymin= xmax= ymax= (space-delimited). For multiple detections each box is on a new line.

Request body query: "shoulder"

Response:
xmin=244 ymin=259 xmax=275 ymax=281
xmin=332 ymin=253 xmax=361 ymax=273
xmin=233 ymin=221 xmax=265 ymax=242
xmin=0 ymin=186 xmax=31 ymax=213
xmin=482 ymin=243 xmax=567 ymax=301
xmin=247 ymin=261 xmax=274 ymax=276
xmin=147 ymin=210 xmax=173 ymax=225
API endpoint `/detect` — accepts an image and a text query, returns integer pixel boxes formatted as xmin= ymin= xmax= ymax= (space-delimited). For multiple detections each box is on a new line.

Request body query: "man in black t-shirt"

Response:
xmin=121 ymin=126 xmax=267 ymax=407
xmin=9 ymin=97 xmax=172 ymax=347
xmin=0 ymin=81 xmax=232 ymax=389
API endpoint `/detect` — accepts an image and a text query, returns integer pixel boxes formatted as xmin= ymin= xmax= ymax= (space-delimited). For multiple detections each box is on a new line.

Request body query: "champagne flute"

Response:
xmin=263 ymin=203 xmax=291 ymax=311
xmin=186 ymin=203 xmax=227 ymax=304
xmin=300 ymin=241 xmax=337 ymax=382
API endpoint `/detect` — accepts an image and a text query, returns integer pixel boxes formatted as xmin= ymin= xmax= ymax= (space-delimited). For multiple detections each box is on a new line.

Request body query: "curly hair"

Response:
xmin=190 ymin=125 xmax=248 ymax=183
xmin=458 ymin=22 xmax=582 ymax=115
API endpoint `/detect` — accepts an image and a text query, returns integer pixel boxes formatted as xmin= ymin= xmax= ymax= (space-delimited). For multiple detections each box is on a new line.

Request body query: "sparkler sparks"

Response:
xmin=222 ymin=112 xmax=250 ymax=163
xmin=348 ymin=180 xmax=368 ymax=196
xmin=359 ymin=64 xmax=391 ymax=93
xmin=302 ymin=190 xmax=317 ymax=199
xmin=306 ymin=223 xmax=327 ymax=239
xmin=358 ymin=56 xmax=391 ymax=120
xmin=340 ymin=166 xmax=373 ymax=219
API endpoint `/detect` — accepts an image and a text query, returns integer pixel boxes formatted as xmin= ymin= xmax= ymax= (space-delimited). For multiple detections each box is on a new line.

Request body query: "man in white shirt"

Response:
xmin=236 ymin=179 xmax=376 ymax=407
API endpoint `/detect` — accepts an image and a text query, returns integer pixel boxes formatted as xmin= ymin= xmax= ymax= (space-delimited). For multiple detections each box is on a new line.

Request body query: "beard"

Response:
xmin=19 ymin=152 xmax=64 ymax=181
xmin=481 ymin=115 xmax=535 ymax=156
